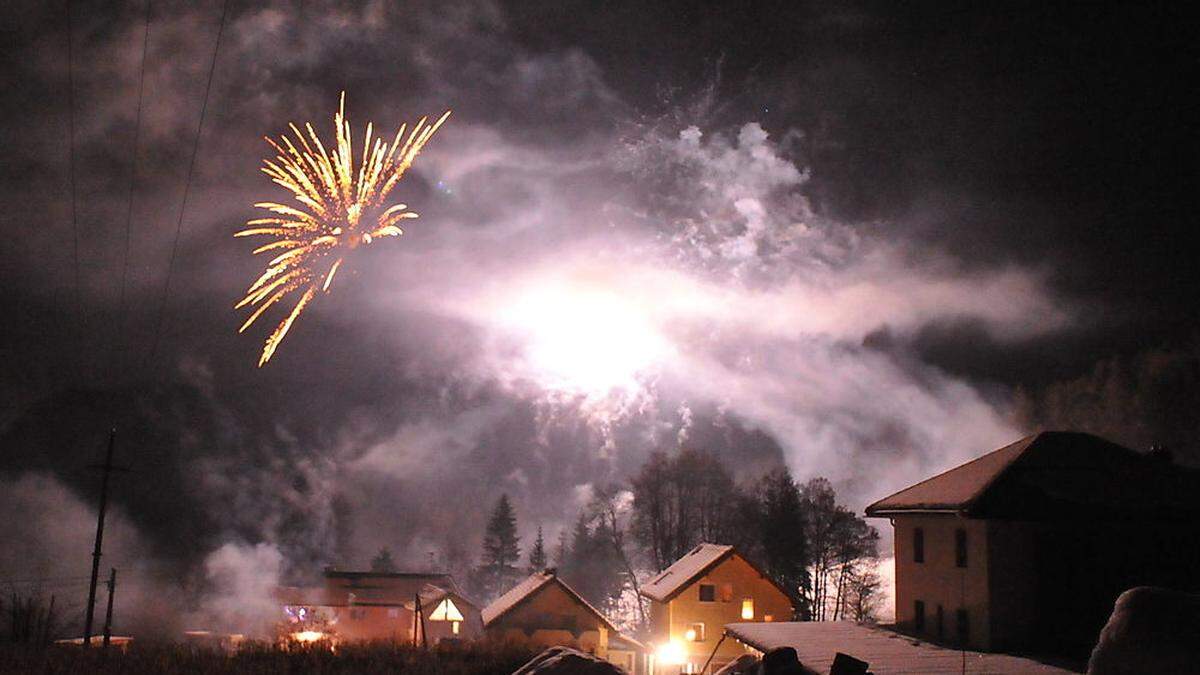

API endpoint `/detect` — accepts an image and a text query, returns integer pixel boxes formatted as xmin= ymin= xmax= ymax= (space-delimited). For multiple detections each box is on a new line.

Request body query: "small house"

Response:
xmin=639 ymin=543 xmax=793 ymax=673
xmin=277 ymin=569 xmax=482 ymax=644
xmin=482 ymin=568 xmax=646 ymax=672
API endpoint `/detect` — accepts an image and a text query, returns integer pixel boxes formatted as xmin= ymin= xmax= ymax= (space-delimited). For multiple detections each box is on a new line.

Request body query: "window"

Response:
xmin=741 ymin=597 xmax=755 ymax=620
xmin=698 ymin=584 xmax=715 ymax=602
xmin=914 ymin=600 xmax=926 ymax=633
xmin=913 ymin=527 xmax=925 ymax=563
xmin=685 ymin=623 xmax=705 ymax=642
xmin=430 ymin=598 xmax=464 ymax=622
xmin=957 ymin=609 xmax=970 ymax=645
xmin=936 ymin=605 xmax=944 ymax=639
xmin=451 ymin=620 xmax=460 ymax=635
xmin=719 ymin=582 xmax=734 ymax=602
xmin=764 ymin=614 xmax=774 ymax=623
xmin=955 ymin=529 xmax=968 ymax=568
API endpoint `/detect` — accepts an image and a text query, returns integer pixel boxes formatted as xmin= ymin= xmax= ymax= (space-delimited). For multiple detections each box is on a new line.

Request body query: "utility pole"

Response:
xmin=84 ymin=429 xmax=127 ymax=646
xmin=102 ymin=568 xmax=117 ymax=648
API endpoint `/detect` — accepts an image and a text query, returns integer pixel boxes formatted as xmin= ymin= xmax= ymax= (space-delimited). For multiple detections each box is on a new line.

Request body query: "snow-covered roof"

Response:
xmin=724 ymin=621 xmax=1076 ymax=674
xmin=481 ymin=570 xmax=619 ymax=633
xmin=639 ymin=543 xmax=735 ymax=603
xmin=866 ymin=431 xmax=1200 ymax=520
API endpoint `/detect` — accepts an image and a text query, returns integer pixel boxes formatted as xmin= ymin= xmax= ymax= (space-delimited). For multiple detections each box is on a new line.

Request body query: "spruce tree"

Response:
xmin=370 ymin=546 xmax=397 ymax=573
xmin=528 ymin=525 xmax=547 ymax=573
xmin=480 ymin=494 xmax=521 ymax=597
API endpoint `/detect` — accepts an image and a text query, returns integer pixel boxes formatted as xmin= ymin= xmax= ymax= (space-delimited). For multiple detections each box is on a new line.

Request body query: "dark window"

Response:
xmin=698 ymin=584 xmax=715 ymax=602
xmin=914 ymin=600 xmax=926 ymax=633
xmin=955 ymin=528 xmax=968 ymax=568
xmin=936 ymin=605 xmax=945 ymax=640
xmin=913 ymin=527 xmax=925 ymax=563
xmin=957 ymin=609 xmax=970 ymax=644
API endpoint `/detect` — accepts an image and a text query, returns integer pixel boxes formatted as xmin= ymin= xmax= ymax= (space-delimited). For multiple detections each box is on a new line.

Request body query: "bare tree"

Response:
xmin=589 ymin=483 xmax=648 ymax=626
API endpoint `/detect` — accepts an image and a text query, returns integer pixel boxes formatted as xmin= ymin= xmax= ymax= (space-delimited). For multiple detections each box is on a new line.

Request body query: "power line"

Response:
xmin=64 ymin=0 xmax=82 ymax=378
xmin=106 ymin=0 xmax=152 ymax=386
xmin=144 ymin=0 xmax=230 ymax=369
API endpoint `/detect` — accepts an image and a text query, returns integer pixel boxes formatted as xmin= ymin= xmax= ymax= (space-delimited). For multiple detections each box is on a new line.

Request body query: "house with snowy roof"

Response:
xmin=866 ymin=431 xmax=1200 ymax=657
xmin=640 ymin=543 xmax=792 ymax=673
xmin=276 ymin=569 xmax=482 ymax=644
xmin=482 ymin=568 xmax=647 ymax=673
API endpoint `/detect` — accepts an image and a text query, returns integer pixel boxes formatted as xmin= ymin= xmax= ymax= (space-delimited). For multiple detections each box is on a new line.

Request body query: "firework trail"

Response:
xmin=236 ymin=93 xmax=450 ymax=366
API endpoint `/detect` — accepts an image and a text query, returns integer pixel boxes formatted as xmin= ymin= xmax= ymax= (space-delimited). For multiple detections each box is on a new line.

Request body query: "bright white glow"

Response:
xmin=684 ymin=627 xmax=697 ymax=642
xmin=656 ymin=640 xmax=686 ymax=665
xmin=430 ymin=598 xmax=464 ymax=622
xmin=499 ymin=281 xmax=670 ymax=396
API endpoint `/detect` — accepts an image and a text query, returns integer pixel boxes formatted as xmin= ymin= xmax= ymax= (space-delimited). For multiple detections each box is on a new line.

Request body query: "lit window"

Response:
xmin=914 ymin=527 xmax=925 ymax=563
xmin=741 ymin=598 xmax=754 ymax=620
xmin=684 ymin=623 xmax=705 ymax=642
xmin=764 ymin=614 xmax=774 ymax=623
xmin=698 ymin=584 xmax=715 ymax=602
xmin=430 ymin=598 xmax=464 ymax=622
xmin=452 ymin=620 xmax=460 ymax=635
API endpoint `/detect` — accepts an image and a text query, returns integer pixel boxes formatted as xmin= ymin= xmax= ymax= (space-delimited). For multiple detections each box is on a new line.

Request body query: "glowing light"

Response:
xmin=684 ymin=627 xmax=697 ymax=642
xmin=741 ymin=597 xmax=754 ymax=620
xmin=290 ymin=630 xmax=325 ymax=643
xmin=236 ymin=92 xmax=450 ymax=366
xmin=656 ymin=640 xmax=686 ymax=665
xmin=500 ymin=281 xmax=670 ymax=396
xmin=429 ymin=598 xmax=464 ymax=622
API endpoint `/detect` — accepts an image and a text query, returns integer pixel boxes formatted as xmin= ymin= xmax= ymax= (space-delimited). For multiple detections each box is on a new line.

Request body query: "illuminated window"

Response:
xmin=764 ymin=614 xmax=774 ymax=623
xmin=452 ymin=621 xmax=460 ymax=635
xmin=741 ymin=598 xmax=754 ymax=620
xmin=698 ymin=584 xmax=715 ymax=602
xmin=684 ymin=623 xmax=705 ymax=642
xmin=914 ymin=527 xmax=925 ymax=563
xmin=719 ymin=583 xmax=734 ymax=602
xmin=429 ymin=598 xmax=464 ymax=622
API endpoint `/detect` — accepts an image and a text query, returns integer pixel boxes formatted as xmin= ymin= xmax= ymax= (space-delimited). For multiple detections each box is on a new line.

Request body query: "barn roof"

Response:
xmin=865 ymin=431 xmax=1200 ymax=520
xmin=724 ymin=621 xmax=1076 ymax=674
xmin=481 ymin=569 xmax=618 ymax=633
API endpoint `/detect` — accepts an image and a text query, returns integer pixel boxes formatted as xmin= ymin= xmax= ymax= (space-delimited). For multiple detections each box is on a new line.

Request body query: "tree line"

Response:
xmin=452 ymin=448 xmax=882 ymax=626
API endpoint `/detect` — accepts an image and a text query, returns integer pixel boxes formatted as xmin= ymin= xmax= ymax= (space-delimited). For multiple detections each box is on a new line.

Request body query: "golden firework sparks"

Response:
xmin=236 ymin=93 xmax=450 ymax=366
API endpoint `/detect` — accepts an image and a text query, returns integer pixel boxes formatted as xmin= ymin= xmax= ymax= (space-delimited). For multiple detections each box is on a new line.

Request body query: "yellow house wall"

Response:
xmin=485 ymin=582 xmax=609 ymax=657
xmin=653 ymin=554 xmax=792 ymax=671
xmin=892 ymin=514 xmax=991 ymax=650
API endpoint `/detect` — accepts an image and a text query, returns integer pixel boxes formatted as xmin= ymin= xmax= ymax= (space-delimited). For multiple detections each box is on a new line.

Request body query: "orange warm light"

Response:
xmin=291 ymin=630 xmax=325 ymax=643
xmin=741 ymin=598 xmax=754 ymax=620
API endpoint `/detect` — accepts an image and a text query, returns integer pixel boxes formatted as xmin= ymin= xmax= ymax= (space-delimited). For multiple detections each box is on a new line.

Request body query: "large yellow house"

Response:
xmin=640 ymin=543 xmax=793 ymax=673
xmin=866 ymin=431 xmax=1200 ymax=658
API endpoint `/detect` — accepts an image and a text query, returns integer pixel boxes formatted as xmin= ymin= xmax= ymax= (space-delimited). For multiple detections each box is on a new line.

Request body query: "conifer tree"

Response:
xmin=479 ymin=494 xmax=521 ymax=598
xmin=528 ymin=525 xmax=547 ymax=573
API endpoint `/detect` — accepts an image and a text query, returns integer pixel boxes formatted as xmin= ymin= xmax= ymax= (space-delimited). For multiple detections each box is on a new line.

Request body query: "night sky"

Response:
xmin=1 ymin=0 xmax=1197 ymax=634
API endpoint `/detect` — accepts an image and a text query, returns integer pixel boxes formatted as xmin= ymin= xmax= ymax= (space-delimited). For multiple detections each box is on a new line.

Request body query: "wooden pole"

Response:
xmin=102 ymin=568 xmax=116 ymax=648
xmin=84 ymin=430 xmax=116 ymax=646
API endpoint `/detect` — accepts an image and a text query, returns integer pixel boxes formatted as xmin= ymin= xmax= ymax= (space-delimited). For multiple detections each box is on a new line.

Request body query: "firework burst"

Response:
xmin=236 ymin=93 xmax=450 ymax=366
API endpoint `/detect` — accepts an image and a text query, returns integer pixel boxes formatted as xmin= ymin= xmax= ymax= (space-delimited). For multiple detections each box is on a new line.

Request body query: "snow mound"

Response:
xmin=1087 ymin=586 xmax=1200 ymax=675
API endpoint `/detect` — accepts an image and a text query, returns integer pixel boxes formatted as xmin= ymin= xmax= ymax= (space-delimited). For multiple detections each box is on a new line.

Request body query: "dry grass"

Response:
xmin=0 ymin=640 xmax=537 ymax=675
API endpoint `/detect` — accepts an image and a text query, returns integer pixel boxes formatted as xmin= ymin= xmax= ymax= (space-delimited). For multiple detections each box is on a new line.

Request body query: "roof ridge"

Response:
xmin=865 ymin=433 xmax=1040 ymax=514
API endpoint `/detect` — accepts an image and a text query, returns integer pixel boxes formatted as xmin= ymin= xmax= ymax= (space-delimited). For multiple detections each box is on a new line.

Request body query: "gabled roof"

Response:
xmin=481 ymin=570 xmax=618 ymax=633
xmin=639 ymin=543 xmax=736 ymax=603
xmin=865 ymin=431 xmax=1200 ymax=520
